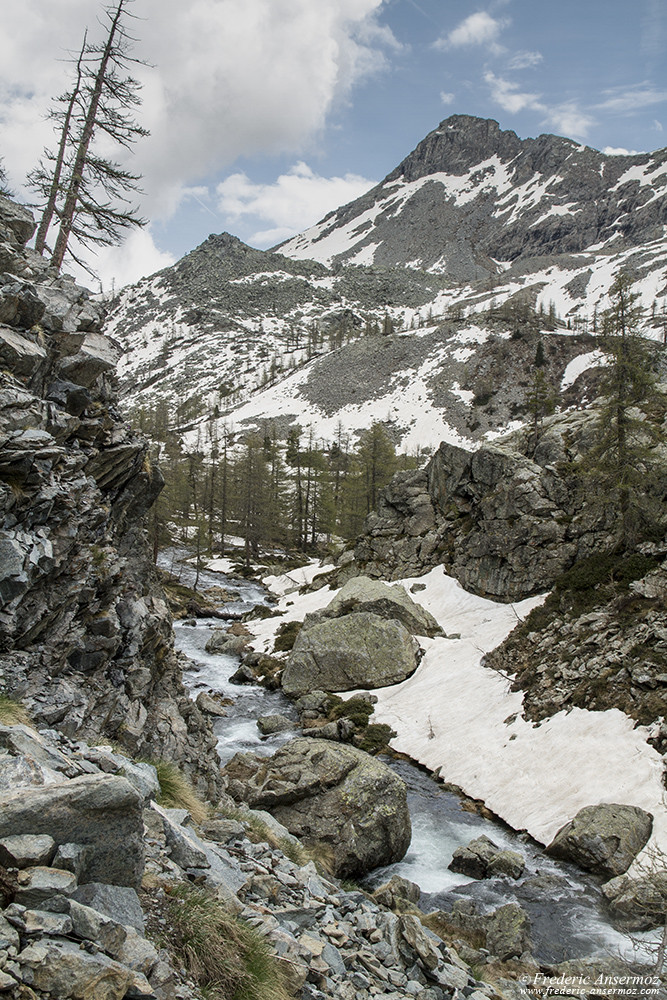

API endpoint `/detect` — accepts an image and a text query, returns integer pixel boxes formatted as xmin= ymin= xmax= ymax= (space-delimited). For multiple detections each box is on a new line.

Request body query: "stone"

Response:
xmin=449 ymin=835 xmax=524 ymax=880
xmin=18 ymin=907 xmax=74 ymax=936
xmin=149 ymin=802 xmax=210 ymax=869
xmin=373 ymin=875 xmax=421 ymax=910
xmin=201 ymin=819 xmax=245 ymax=842
xmin=0 ymin=913 xmax=20 ymax=950
xmin=69 ymin=899 xmax=128 ymax=952
xmin=546 ymin=803 xmax=653 ymax=878
xmin=400 ymin=914 xmax=442 ymax=971
xmin=205 ymin=630 xmax=249 ymax=655
xmin=601 ymin=871 xmax=667 ymax=931
xmin=0 ymin=773 xmax=145 ymax=888
xmin=113 ymin=926 xmax=159 ymax=976
xmin=195 ymin=691 xmax=229 ymax=716
xmin=16 ymin=938 xmax=134 ymax=1000
xmin=485 ymin=903 xmax=532 ymax=961
xmin=15 ymin=866 xmax=78 ymax=908
xmin=257 ymin=714 xmax=294 ymax=735
xmin=52 ymin=842 xmax=91 ymax=878
xmin=0 ymin=755 xmax=60 ymax=791
xmin=0 ymin=834 xmax=56 ymax=869
xmin=309 ymin=576 xmax=443 ymax=637
xmin=222 ymin=738 xmax=411 ymax=878
xmin=70 ymin=883 xmax=145 ymax=932
xmin=57 ymin=332 xmax=121 ymax=387
xmin=282 ymin=612 xmax=420 ymax=696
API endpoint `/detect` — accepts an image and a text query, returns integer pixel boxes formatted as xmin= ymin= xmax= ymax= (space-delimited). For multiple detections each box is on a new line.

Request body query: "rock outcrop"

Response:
xmin=546 ymin=803 xmax=653 ymax=879
xmin=353 ymin=409 xmax=620 ymax=599
xmin=222 ymin=737 xmax=412 ymax=877
xmin=305 ymin=575 xmax=443 ymax=637
xmin=602 ymin=870 xmax=667 ymax=931
xmin=0 ymin=195 xmax=219 ymax=795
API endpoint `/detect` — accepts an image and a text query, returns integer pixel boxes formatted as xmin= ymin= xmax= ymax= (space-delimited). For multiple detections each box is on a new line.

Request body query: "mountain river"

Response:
xmin=163 ymin=549 xmax=656 ymax=968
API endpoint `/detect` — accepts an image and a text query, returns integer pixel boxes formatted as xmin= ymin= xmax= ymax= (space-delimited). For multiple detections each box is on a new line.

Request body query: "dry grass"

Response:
xmin=153 ymin=760 xmax=210 ymax=825
xmin=166 ymin=882 xmax=292 ymax=1000
xmin=0 ymin=694 xmax=31 ymax=727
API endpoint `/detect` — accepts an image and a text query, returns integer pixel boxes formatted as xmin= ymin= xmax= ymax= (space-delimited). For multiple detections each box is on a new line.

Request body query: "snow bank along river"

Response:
xmin=166 ymin=552 xmax=664 ymax=965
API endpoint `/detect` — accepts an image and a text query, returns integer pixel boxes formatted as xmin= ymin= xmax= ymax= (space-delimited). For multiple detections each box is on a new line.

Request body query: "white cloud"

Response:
xmin=544 ymin=103 xmax=596 ymax=139
xmin=484 ymin=71 xmax=544 ymax=114
xmin=440 ymin=91 xmax=455 ymax=105
xmin=216 ymin=162 xmax=374 ymax=247
xmin=67 ymin=228 xmax=176 ymax=292
xmin=0 ymin=0 xmax=394 ymax=254
xmin=435 ymin=12 xmax=509 ymax=54
xmin=603 ymin=146 xmax=641 ymax=156
xmin=653 ymin=120 xmax=664 ymax=132
xmin=596 ymin=85 xmax=667 ymax=113
xmin=508 ymin=50 xmax=543 ymax=70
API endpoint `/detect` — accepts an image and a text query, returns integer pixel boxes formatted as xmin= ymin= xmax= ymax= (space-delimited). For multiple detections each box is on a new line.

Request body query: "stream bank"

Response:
xmin=163 ymin=549 xmax=660 ymax=973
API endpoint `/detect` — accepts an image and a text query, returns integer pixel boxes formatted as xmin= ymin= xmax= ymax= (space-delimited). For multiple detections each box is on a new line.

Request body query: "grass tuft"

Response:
xmin=166 ymin=882 xmax=291 ymax=1000
xmin=0 ymin=694 xmax=31 ymax=726
xmin=153 ymin=760 xmax=210 ymax=825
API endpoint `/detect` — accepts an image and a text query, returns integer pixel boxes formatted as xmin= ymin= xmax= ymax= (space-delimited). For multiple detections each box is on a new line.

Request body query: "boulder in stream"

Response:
xmin=222 ymin=737 xmax=411 ymax=878
xmin=546 ymin=803 xmax=653 ymax=879
xmin=305 ymin=575 xmax=443 ymax=637
xmin=281 ymin=612 xmax=420 ymax=696
xmin=601 ymin=870 xmax=667 ymax=930
xmin=449 ymin=835 xmax=525 ymax=880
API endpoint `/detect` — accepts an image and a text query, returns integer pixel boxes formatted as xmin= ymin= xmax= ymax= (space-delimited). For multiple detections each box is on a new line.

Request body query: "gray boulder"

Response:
xmin=485 ymin=903 xmax=532 ymax=961
xmin=0 ymin=834 xmax=55 ymax=869
xmin=309 ymin=575 xmax=443 ymax=637
xmin=257 ymin=714 xmax=294 ymax=735
xmin=222 ymin=737 xmax=411 ymax=878
xmin=0 ymin=773 xmax=144 ymax=888
xmin=15 ymin=938 xmax=151 ymax=999
xmin=602 ymin=871 xmax=667 ymax=931
xmin=205 ymin=630 xmax=249 ymax=655
xmin=449 ymin=835 xmax=525 ymax=880
xmin=546 ymin=803 xmax=653 ymax=878
xmin=282 ymin=612 xmax=420 ymax=696
xmin=70 ymin=883 xmax=145 ymax=932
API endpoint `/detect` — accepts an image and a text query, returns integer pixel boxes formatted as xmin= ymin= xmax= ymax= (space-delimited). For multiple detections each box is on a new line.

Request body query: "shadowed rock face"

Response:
xmin=0 ymin=196 xmax=220 ymax=796
xmin=222 ymin=738 xmax=412 ymax=878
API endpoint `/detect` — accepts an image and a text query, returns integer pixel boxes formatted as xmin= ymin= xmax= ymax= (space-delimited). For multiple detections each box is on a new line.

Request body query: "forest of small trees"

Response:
xmin=132 ymin=406 xmax=423 ymax=568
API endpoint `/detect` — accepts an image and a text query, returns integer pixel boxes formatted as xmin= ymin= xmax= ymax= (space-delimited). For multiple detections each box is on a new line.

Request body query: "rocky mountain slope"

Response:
xmin=0 ymin=195 xmax=219 ymax=795
xmin=107 ymin=115 xmax=667 ymax=452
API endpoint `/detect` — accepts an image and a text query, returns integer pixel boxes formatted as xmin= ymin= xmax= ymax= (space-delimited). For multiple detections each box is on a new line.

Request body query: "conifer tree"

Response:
xmin=29 ymin=0 xmax=148 ymax=273
xmin=585 ymin=271 xmax=664 ymax=548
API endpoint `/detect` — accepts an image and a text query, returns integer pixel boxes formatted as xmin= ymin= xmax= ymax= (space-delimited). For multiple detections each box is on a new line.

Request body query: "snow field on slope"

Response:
xmin=249 ymin=565 xmax=666 ymax=866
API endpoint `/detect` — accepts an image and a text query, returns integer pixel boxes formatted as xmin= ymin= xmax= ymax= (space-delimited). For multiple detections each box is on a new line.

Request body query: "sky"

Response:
xmin=1 ymin=0 xmax=665 ymax=290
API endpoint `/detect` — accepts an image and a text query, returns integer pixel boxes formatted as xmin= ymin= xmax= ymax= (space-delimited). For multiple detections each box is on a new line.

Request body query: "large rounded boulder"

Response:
xmin=546 ymin=803 xmax=653 ymax=879
xmin=222 ymin=737 xmax=412 ymax=878
xmin=308 ymin=575 xmax=443 ymax=637
xmin=281 ymin=612 xmax=420 ymax=697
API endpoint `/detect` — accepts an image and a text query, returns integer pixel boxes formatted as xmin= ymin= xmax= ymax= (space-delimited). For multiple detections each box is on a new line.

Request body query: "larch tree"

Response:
xmin=29 ymin=0 xmax=148 ymax=274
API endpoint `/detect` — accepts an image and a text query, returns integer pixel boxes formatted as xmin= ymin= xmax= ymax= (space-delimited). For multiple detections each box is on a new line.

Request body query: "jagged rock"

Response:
xmin=69 ymin=899 xmax=128 ymax=952
xmin=0 ymin=773 xmax=145 ymax=888
xmin=449 ymin=835 xmax=525 ymax=880
xmin=205 ymin=629 xmax=249 ymax=655
xmin=257 ymin=714 xmax=293 ymax=735
xmin=281 ymin=612 xmax=420 ymax=696
xmin=14 ymin=866 xmax=78 ymax=908
xmin=601 ymin=871 xmax=667 ymax=931
xmin=306 ymin=575 xmax=443 ymax=637
xmin=546 ymin=803 xmax=653 ymax=878
xmin=195 ymin=691 xmax=229 ymax=716
xmin=373 ymin=874 xmax=421 ymax=910
xmin=222 ymin=737 xmax=411 ymax=877
xmin=15 ymin=938 xmax=147 ymax=1000
xmin=70 ymin=883 xmax=145 ymax=932
xmin=485 ymin=903 xmax=532 ymax=961
xmin=0 ymin=195 xmax=35 ymax=246
xmin=0 ymin=834 xmax=55 ymax=869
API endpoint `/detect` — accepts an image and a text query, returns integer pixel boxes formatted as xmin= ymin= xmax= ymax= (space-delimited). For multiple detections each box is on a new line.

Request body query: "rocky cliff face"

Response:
xmin=353 ymin=409 xmax=617 ymax=599
xmin=0 ymin=196 xmax=220 ymax=796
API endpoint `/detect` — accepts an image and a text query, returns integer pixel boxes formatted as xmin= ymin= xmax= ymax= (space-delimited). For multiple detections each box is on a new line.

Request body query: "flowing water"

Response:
xmin=164 ymin=549 xmax=656 ymax=967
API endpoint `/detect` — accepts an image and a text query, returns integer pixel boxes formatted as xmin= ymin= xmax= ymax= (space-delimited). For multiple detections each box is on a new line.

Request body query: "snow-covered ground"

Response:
xmin=249 ymin=564 xmax=667 ymax=866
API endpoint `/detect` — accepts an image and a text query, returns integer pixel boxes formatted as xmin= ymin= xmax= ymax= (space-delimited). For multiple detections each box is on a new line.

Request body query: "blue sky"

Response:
xmin=2 ymin=0 xmax=665 ymax=288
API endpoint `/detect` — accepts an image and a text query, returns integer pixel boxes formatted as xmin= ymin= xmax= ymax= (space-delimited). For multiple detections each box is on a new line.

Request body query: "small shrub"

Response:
xmin=358 ymin=723 xmax=397 ymax=755
xmin=273 ymin=620 xmax=302 ymax=653
xmin=166 ymin=882 xmax=291 ymax=1000
xmin=328 ymin=696 xmax=374 ymax=728
xmin=153 ymin=760 xmax=209 ymax=825
xmin=0 ymin=694 xmax=31 ymax=726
